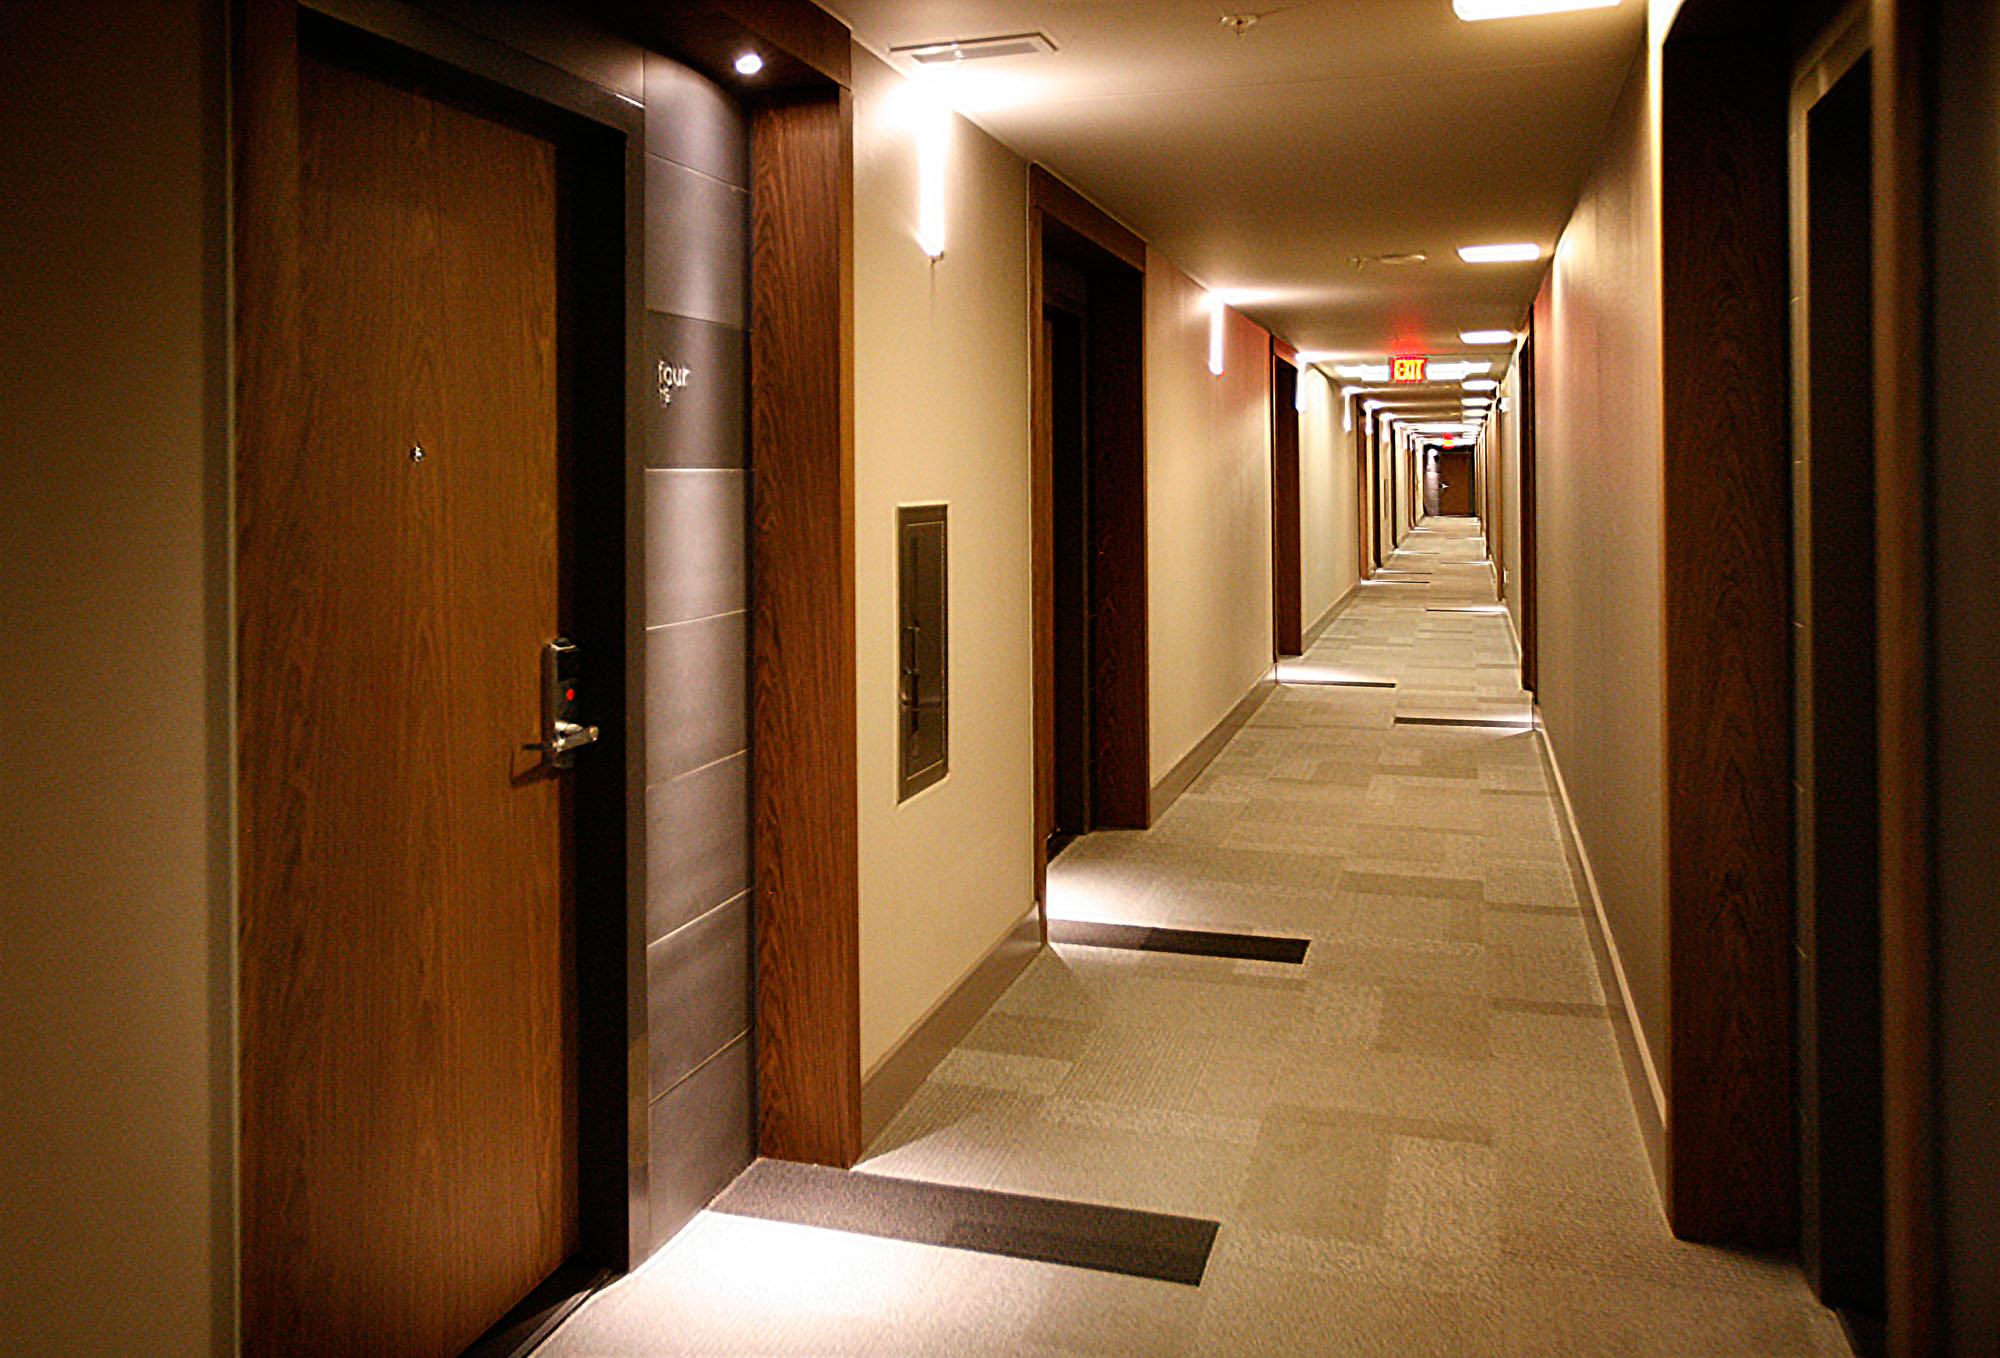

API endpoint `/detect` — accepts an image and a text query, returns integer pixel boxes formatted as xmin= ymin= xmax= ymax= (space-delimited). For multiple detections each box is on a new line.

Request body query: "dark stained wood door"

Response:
xmin=1047 ymin=304 xmax=1092 ymax=845
xmin=1436 ymin=451 xmax=1473 ymax=517
xmin=239 ymin=43 xmax=577 ymax=1357
xmin=1271 ymin=355 xmax=1302 ymax=656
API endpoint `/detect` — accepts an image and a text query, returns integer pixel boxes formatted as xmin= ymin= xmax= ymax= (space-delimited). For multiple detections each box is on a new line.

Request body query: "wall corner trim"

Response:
xmin=1535 ymin=712 xmax=1669 ymax=1200
xmin=1148 ymin=677 xmax=1278 ymax=822
xmin=859 ymin=907 xmax=1042 ymax=1145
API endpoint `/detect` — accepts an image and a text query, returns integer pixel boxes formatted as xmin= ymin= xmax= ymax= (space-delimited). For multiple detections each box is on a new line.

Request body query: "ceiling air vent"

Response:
xmin=891 ymin=32 xmax=1058 ymax=64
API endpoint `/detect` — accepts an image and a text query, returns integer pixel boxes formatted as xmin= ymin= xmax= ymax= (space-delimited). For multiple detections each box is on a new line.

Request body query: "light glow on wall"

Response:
xmin=1208 ymin=294 xmax=1226 ymax=376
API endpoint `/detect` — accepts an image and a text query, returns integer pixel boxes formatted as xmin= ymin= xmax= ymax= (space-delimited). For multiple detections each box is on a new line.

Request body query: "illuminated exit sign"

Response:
xmin=1391 ymin=356 xmax=1428 ymax=383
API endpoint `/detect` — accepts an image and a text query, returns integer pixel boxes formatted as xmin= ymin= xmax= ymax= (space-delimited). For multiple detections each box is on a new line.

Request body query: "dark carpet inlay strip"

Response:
xmin=1394 ymin=715 xmax=1535 ymax=730
xmin=710 ymin=1160 xmax=1219 ymax=1286
xmin=1048 ymin=917 xmax=1310 ymax=964
xmin=1279 ymin=677 xmax=1397 ymax=688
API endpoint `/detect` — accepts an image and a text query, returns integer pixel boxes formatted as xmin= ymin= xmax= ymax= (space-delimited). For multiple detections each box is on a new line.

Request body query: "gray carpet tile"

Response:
xmin=538 ymin=518 xmax=1851 ymax=1358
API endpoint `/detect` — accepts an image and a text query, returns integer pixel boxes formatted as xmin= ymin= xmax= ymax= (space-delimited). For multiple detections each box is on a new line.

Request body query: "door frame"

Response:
xmin=1028 ymin=165 xmax=1150 ymax=911
xmin=1790 ymin=4 xmax=1883 ymax=1327
xmin=1869 ymin=0 xmax=1937 ymax=1349
xmin=1519 ymin=320 xmax=1539 ymax=694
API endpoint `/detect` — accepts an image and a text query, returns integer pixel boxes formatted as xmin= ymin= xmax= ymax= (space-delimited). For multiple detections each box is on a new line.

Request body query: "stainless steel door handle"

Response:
xmin=524 ymin=637 xmax=600 ymax=769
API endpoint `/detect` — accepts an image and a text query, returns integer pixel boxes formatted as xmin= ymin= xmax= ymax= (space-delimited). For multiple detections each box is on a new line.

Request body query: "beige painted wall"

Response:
xmin=0 ymin=3 xmax=232 ymax=1353
xmin=1297 ymin=365 xmax=1360 ymax=634
xmin=851 ymin=49 xmax=1036 ymax=1074
xmin=1534 ymin=45 xmax=1669 ymax=1085
xmin=1144 ymin=256 xmax=1275 ymax=781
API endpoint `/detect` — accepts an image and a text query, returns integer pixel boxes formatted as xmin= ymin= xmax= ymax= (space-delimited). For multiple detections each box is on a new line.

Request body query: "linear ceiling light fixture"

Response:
xmin=1463 ymin=378 xmax=1499 ymax=390
xmin=1457 ymin=242 xmax=1542 ymax=263
xmin=1453 ymin=0 xmax=1620 ymax=20
xmin=892 ymin=31 xmax=1057 ymax=63
xmin=1459 ymin=329 xmax=1519 ymax=346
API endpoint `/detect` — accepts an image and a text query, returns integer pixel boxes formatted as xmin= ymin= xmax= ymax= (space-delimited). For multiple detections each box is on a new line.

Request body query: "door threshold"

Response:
xmin=461 ymin=1261 xmax=615 ymax=1358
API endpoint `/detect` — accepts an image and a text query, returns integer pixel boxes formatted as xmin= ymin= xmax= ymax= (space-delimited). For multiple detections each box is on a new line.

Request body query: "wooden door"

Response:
xmin=239 ymin=39 xmax=578 ymax=1357
xmin=1271 ymin=356 xmax=1302 ymax=656
xmin=1437 ymin=451 xmax=1474 ymax=516
xmin=1047 ymin=303 xmax=1092 ymax=846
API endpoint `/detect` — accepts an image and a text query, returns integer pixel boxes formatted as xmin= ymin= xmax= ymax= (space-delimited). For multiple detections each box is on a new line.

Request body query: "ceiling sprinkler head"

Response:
xmin=1220 ymin=12 xmax=1261 ymax=36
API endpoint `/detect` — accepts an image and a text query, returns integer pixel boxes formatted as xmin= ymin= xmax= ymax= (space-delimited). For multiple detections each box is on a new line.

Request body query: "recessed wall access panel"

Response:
xmin=898 ymin=504 xmax=948 ymax=800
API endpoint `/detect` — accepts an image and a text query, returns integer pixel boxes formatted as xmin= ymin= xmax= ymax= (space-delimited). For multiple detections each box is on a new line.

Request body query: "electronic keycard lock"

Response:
xmin=525 ymin=637 xmax=601 ymax=769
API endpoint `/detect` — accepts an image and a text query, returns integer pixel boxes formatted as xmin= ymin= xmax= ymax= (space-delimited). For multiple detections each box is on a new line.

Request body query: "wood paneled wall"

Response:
xmin=1659 ymin=23 xmax=1797 ymax=1247
xmin=749 ymin=89 xmax=861 ymax=1167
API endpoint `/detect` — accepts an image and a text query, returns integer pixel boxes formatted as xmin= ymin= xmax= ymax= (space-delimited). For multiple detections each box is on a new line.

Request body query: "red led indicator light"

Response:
xmin=565 ymin=687 xmax=576 ymax=702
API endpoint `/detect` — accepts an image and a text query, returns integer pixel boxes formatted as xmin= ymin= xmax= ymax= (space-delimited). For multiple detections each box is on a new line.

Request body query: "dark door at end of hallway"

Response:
xmin=1048 ymin=298 xmax=1093 ymax=850
xmin=1436 ymin=451 xmax=1473 ymax=517
xmin=240 ymin=36 xmax=586 ymax=1358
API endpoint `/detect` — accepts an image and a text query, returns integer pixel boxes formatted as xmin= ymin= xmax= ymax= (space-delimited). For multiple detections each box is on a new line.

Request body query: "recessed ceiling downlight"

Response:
xmin=734 ymin=52 xmax=765 ymax=76
xmin=1454 ymin=0 xmax=1620 ymax=19
xmin=892 ymin=31 xmax=1057 ymax=63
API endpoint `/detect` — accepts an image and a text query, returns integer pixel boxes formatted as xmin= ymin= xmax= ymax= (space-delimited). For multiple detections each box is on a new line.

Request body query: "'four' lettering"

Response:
xmin=657 ymin=360 xmax=693 ymax=405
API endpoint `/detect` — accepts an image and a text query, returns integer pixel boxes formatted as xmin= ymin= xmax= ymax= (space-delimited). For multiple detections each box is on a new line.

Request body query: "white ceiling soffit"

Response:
xmin=829 ymin=0 xmax=1645 ymax=359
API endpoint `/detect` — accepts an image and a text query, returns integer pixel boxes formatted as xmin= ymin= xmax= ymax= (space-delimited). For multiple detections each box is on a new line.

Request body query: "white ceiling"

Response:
xmin=826 ymin=0 xmax=1646 ymax=365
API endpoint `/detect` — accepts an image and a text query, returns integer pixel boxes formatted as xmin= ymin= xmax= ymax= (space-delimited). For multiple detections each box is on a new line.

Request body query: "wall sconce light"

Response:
xmin=915 ymin=95 xmax=950 ymax=260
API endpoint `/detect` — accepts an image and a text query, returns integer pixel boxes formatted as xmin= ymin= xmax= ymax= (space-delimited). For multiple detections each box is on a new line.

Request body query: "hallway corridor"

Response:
xmin=540 ymin=520 xmax=1849 ymax=1357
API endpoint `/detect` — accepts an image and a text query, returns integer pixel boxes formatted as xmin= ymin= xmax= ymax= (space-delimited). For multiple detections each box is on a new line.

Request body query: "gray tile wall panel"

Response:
xmin=647 ymin=751 xmax=751 ymax=942
xmin=647 ymin=1034 xmax=755 ymax=1249
xmin=644 ymin=311 xmax=746 ymax=469
xmin=644 ymin=611 xmax=747 ymax=783
xmin=644 ymin=154 xmax=748 ymax=329
xmin=644 ymin=53 xmax=750 ymax=188
xmin=638 ymin=55 xmax=753 ymax=1255
xmin=645 ymin=469 xmax=747 ymax=626
xmin=646 ymin=891 xmax=752 ymax=1094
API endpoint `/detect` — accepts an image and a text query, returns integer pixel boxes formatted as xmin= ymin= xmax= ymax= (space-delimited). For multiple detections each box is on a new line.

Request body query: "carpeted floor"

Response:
xmin=538 ymin=517 xmax=1853 ymax=1357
